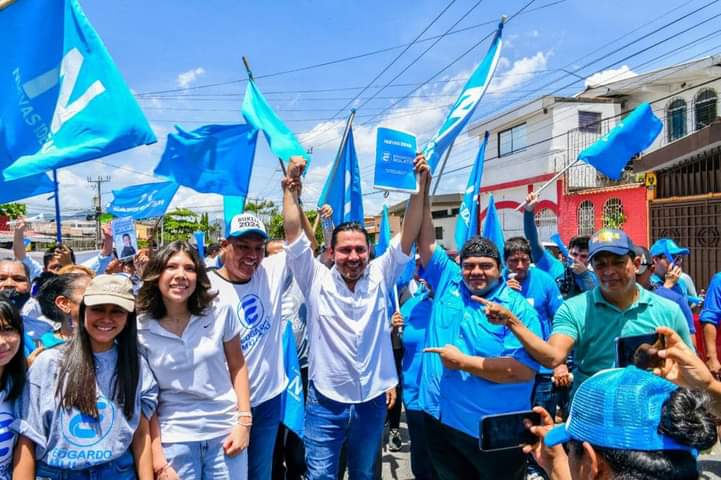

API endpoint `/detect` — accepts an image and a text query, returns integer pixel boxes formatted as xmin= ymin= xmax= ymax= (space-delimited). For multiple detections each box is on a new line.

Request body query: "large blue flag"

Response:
xmin=0 ymin=173 xmax=55 ymax=204
xmin=154 ymin=124 xmax=258 ymax=197
xmin=375 ymin=204 xmax=392 ymax=257
xmin=578 ymin=102 xmax=662 ymax=180
xmin=317 ymin=126 xmax=364 ymax=227
xmin=223 ymin=196 xmax=246 ymax=235
xmin=241 ymin=80 xmax=308 ymax=163
xmin=107 ymin=181 xmax=178 ymax=220
xmin=550 ymin=232 xmax=570 ymax=259
xmin=422 ymin=22 xmax=503 ymax=173
xmin=455 ymin=131 xmax=489 ymax=251
xmin=482 ymin=193 xmax=505 ymax=263
xmin=280 ymin=322 xmax=304 ymax=438
xmin=0 ymin=0 xmax=156 ymax=181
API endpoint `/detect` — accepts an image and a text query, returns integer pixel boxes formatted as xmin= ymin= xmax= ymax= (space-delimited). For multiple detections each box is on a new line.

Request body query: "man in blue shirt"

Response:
xmin=700 ymin=272 xmax=721 ymax=376
xmin=418 ymin=189 xmax=541 ymax=478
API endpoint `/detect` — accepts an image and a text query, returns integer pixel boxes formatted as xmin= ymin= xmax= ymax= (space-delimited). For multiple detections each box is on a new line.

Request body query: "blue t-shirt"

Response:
xmin=400 ymin=286 xmax=432 ymax=411
xmin=0 ymin=387 xmax=18 ymax=480
xmin=700 ymin=273 xmax=721 ymax=326
xmin=13 ymin=346 xmax=158 ymax=470
xmin=651 ymin=273 xmax=688 ymax=298
xmin=653 ymin=287 xmax=695 ymax=334
xmin=420 ymin=246 xmax=541 ymax=438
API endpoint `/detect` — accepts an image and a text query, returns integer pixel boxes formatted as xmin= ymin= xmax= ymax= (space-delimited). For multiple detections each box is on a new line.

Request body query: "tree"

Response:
xmin=162 ymin=208 xmax=202 ymax=242
xmin=0 ymin=203 xmax=26 ymax=219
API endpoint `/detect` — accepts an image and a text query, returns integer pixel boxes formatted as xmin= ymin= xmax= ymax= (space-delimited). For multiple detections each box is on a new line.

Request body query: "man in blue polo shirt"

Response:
xmin=700 ymin=272 xmax=721 ymax=376
xmin=417 ymin=190 xmax=541 ymax=478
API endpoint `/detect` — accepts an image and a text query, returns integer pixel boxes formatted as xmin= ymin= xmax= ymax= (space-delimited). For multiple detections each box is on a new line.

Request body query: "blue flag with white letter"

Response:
xmin=455 ymin=131 xmax=489 ymax=251
xmin=242 ymin=80 xmax=308 ymax=163
xmin=422 ymin=22 xmax=503 ymax=172
xmin=281 ymin=322 xmax=304 ymax=438
xmin=482 ymin=193 xmax=505 ymax=263
xmin=0 ymin=170 xmax=55 ymax=204
xmin=578 ymin=102 xmax=662 ymax=180
xmin=317 ymin=126 xmax=364 ymax=227
xmin=107 ymin=181 xmax=178 ymax=220
xmin=375 ymin=204 xmax=392 ymax=257
xmin=154 ymin=124 xmax=258 ymax=197
xmin=0 ymin=0 xmax=156 ymax=181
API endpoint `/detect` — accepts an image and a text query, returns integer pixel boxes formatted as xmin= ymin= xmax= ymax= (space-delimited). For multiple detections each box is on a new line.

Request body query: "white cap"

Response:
xmin=228 ymin=213 xmax=268 ymax=239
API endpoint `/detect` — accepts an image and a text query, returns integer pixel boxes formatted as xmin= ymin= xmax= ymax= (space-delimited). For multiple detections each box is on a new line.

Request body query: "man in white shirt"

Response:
xmin=282 ymin=155 xmax=427 ymax=479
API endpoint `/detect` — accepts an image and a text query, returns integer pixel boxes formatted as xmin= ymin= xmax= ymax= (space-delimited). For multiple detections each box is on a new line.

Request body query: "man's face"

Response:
xmin=330 ymin=231 xmax=369 ymax=283
xmin=652 ymin=255 xmax=670 ymax=276
xmin=591 ymin=252 xmax=638 ymax=296
xmin=46 ymin=257 xmax=62 ymax=273
xmin=0 ymin=262 xmax=30 ymax=294
xmin=505 ymin=251 xmax=531 ymax=281
xmin=569 ymin=246 xmax=589 ymax=265
xmin=123 ymin=235 xmax=131 ymax=246
xmin=636 ymin=258 xmax=655 ymax=289
xmin=461 ymin=256 xmax=500 ymax=295
xmin=222 ymin=234 xmax=266 ymax=282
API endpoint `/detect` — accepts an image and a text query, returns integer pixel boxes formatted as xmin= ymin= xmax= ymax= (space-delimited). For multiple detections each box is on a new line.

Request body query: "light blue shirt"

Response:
xmin=13 ymin=346 xmax=158 ymax=470
xmin=701 ymin=273 xmax=721 ymax=326
xmin=420 ymin=246 xmax=541 ymax=438
xmin=400 ymin=286 xmax=432 ymax=411
xmin=0 ymin=387 xmax=19 ymax=480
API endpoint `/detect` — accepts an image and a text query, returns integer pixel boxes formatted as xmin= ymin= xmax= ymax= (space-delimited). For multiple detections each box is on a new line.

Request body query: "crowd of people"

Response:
xmin=0 ymin=154 xmax=719 ymax=479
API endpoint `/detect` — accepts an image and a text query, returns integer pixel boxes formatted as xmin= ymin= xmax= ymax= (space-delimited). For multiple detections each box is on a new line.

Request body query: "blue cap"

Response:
xmin=587 ymin=228 xmax=635 ymax=261
xmin=544 ymin=368 xmax=692 ymax=452
xmin=649 ymin=238 xmax=689 ymax=259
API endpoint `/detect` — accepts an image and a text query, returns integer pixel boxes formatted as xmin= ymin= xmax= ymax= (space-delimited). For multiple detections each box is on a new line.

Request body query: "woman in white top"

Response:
xmin=136 ymin=241 xmax=251 ymax=480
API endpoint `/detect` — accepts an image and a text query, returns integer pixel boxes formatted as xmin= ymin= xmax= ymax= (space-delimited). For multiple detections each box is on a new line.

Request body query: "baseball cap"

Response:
xmin=649 ymin=238 xmax=689 ymax=259
xmin=544 ymin=367 xmax=692 ymax=452
xmin=587 ymin=228 xmax=635 ymax=261
xmin=83 ymin=274 xmax=135 ymax=312
xmin=228 ymin=213 xmax=268 ymax=239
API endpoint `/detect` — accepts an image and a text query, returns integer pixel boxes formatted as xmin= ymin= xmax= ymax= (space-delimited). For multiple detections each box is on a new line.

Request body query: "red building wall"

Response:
xmin=557 ymin=182 xmax=649 ymax=247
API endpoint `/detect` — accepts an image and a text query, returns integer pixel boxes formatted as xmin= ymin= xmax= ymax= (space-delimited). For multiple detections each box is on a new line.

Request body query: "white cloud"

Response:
xmin=176 ymin=67 xmax=206 ymax=89
xmin=488 ymin=51 xmax=549 ymax=94
xmin=585 ymin=65 xmax=636 ymax=88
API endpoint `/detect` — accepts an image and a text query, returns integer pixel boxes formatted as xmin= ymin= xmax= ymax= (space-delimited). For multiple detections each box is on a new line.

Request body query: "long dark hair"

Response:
xmin=0 ymin=300 xmax=26 ymax=401
xmin=55 ymin=302 xmax=139 ymax=420
xmin=137 ymin=241 xmax=216 ymax=319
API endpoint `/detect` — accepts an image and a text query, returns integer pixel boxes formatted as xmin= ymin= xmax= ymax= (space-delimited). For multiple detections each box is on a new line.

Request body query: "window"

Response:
xmin=534 ymin=208 xmax=557 ymax=242
xmin=577 ymin=201 xmax=595 ymax=236
xmin=498 ymin=123 xmax=527 ymax=157
xmin=602 ymin=198 xmax=625 ymax=229
xmin=695 ymin=89 xmax=717 ymax=130
xmin=434 ymin=226 xmax=444 ymax=240
xmin=579 ymin=111 xmax=602 ymax=134
xmin=666 ymin=99 xmax=687 ymax=142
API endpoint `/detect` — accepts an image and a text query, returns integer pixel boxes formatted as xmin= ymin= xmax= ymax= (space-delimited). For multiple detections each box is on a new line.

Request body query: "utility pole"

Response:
xmin=87 ymin=176 xmax=111 ymax=248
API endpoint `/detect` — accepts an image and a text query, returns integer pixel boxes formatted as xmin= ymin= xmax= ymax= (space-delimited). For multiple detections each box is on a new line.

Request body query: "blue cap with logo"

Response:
xmin=587 ymin=228 xmax=636 ymax=261
xmin=228 ymin=213 xmax=268 ymax=239
xmin=649 ymin=238 xmax=689 ymax=259
xmin=544 ymin=367 xmax=692 ymax=452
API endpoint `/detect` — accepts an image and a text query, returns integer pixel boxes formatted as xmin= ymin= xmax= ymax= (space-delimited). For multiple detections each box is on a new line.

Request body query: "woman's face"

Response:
xmin=84 ymin=303 xmax=128 ymax=352
xmin=0 ymin=319 xmax=21 ymax=368
xmin=159 ymin=252 xmax=198 ymax=306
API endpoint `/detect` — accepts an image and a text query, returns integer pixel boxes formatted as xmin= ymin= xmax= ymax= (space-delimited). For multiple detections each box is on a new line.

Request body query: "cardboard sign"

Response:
xmin=112 ymin=217 xmax=138 ymax=260
xmin=373 ymin=128 xmax=418 ymax=193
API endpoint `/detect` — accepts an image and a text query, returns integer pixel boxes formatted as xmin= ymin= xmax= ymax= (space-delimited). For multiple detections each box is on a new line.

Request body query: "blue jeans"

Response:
xmin=406 ymin=409 xmax=434 ymax=480
xmin=36 ymin=452 xmax=136 ymax=480
xmin=304 ymin=383 xmax=386 ymax=480
xmin=163 ymin=435 xmax=248 ymax=479
xmin=249 ymin=393 xmax=282 ymax=480
xmin=531 ymin=374 xmax=556 ymax=416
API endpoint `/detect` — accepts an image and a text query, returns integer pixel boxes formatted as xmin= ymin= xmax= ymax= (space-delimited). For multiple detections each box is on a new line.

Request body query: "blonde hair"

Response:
xmin=57 ymin=264 xmax=95 ymax=278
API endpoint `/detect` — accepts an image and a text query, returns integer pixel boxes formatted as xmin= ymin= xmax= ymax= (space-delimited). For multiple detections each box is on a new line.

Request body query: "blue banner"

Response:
xmin=242 ymin=80 xmax=308 ymax=163
xmin=375 ymin=204 xmax=392 ymax=257
xmin=194 ymin=231 xmax=206 ymax=259
xmin=373 ymin=128 xmax=418 ymax=193
xmin=0 ymin=172 xmax=55 ymax=204
xmin=422 ymin=22 xmax=503 ymax=173
xmin=455 ymin=131 xmax=489 ymax=251
xmin=0 ymin=0 xmax=156 ymax=181
xmin=223 ymin=195 xmax=246 ymax=235
xmin=280 ymin=322 xmax=305 ymax=438
xmin=107 ymin=181 xmax=178 ymax=220
xmin=154 ymin=124 xmax=258 ymax=197
xmin=578 ymin=102 xmax=662 ymax=181
xmin=482 ymin=193 xmax=505 ymax=263
xmin=550 ymin=232 xmax=570 ymax=259
xmin=317 ymin=126 xmax=364 ymax=227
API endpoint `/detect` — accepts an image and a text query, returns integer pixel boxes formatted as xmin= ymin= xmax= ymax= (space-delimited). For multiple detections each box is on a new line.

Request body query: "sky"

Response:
xmin=20 ymin=0 xmax=721 ymax=219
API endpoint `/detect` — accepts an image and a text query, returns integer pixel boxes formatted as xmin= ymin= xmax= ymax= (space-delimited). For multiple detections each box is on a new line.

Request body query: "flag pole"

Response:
xmin=431 ymin=140 xmax=455 ymax=198
xmin=320 ymin=109 xmax=356 ymax=205
xmin=515 ymin=158 xmax=581 ymax=211
xmin=52 ymin=169 xmax=62 ymax=243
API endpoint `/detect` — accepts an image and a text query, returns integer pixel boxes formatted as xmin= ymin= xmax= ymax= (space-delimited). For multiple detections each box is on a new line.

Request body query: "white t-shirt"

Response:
xmin=209 ymin=253 xmax=289 ymax=407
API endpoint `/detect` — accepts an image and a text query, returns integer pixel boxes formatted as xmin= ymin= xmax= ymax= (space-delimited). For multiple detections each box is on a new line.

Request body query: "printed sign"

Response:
xmin=111 ymin=217 xmax=138 ymax=260
xmin=373 ymin=128 xmax=418 ymax=193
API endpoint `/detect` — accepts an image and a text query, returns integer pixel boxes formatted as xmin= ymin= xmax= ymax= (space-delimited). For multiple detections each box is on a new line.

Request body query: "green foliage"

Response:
xmin=98 ymin=213 xmax=113 ymax=224
xmin=603 ymin=210 xmax=627 ymax=229
xmin=0 ymin=203 xmax=26 ymax=219
xmin=161 ymin=208 xmax=220 ymax=244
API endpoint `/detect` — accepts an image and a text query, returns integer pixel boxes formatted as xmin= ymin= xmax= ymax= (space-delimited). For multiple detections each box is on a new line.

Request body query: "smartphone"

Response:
xmin=479 ymin=410 xmax=541 ymax=452
xmin=615 ymin=333 xmax=666 ymax=370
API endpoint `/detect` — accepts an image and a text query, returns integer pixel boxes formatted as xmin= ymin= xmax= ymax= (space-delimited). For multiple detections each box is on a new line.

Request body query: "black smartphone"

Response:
xmin=616 ymin=333 xmax=666 ymax=370
xmin=479 ymin=410 xmax=541 ymax=452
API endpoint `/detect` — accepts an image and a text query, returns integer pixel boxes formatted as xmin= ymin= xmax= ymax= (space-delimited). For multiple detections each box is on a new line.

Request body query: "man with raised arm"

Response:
xmin=282 ymin=155 xmax=426 ymax=480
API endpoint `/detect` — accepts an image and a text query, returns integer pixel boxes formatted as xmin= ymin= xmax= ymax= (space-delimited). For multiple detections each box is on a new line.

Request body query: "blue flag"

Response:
xmin=455 ymin=131 xmax=489 ymax=251
xmin=317 ymin=126 xmax=364 ymax=227
xmin=194 ymin=231 xmax=206 ymax=259
xmin=154 ymin=124 xmax=258 ymax=197
xmin=550 ymin=233 xmax=570 ymax=259
xmin=578 ymin=102 xmax=662 ymax=180
xmin=422 ymin=22 xmax=503 ymax=172
xmin=375 ymin=204 xmax=392 ymax=257
xmin=107 ymin=181 xmax=178 ymax=220
xmin=0 ymin=0 xmax=156 ymax=181
xmin=280 ymin=322 xmax=305 ymax=438
xmin=223 ymin=196 xmax=246 ymax=235
xmin=482 ymin=193 xmax=505 ymax=263
xmin=0 ymin=172 xmax=55 ymax=204
xmin=241 ymin=80 xmax=308 ymax=163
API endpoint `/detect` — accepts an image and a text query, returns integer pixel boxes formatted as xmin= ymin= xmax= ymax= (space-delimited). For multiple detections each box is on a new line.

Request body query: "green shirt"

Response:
xmin=552 ymin=284 xmax=693 ymax=389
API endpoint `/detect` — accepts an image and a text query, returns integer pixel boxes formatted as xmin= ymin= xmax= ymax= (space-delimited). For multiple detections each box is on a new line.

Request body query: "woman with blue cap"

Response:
xmin=524 ymin=363 xmax=719 ymax=479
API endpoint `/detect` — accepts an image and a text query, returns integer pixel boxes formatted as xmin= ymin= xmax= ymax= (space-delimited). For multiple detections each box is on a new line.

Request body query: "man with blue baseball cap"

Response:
xmin=649 ymin=238 xmax=696 ymax=298
xmin=480 ymin=228 xmax=694 ymax=394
